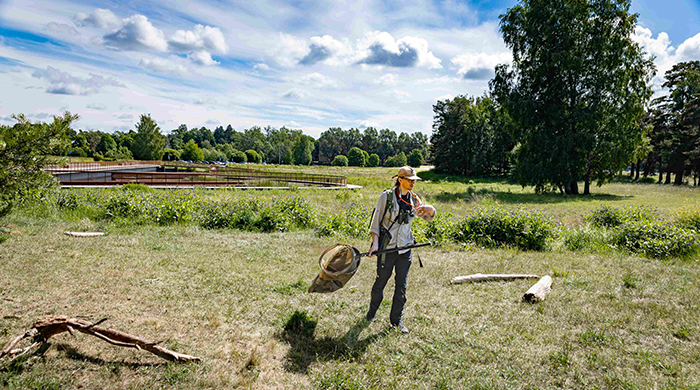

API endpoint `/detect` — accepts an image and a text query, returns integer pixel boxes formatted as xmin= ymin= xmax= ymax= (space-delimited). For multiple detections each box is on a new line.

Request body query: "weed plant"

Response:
xmin=615 ymin=221 xmax=698 ymax=259
xmin=451 ymin=205 xmax=559 ymax=251
xmin=586 ymin=205 xmax=658 ymax=228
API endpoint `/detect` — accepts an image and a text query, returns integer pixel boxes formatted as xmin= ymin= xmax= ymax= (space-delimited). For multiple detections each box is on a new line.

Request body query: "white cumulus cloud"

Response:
xmin=356 ymin=32 xmax=442 ymax=69
xmin=254 ymin=63 xmax=271 ymax=71
xmin=103 ymin=15 xmax=167 ymax=52
xmin=452 ymin=52 xmax=511 ymax=80
xmin=299 ymin=35 xmax=353 ymax=66
xmin=74 ymin=8 xmax=123 ymax=31
xmin=374 ymin=73 xmax=398 ymax=86
xmin=274 ymin=34 xmax=310 ymax=67
xmin=32 ymin=66 xmax=124 ymax=95
xmin=87 ymin=103 xmax=107 ymax=110
xmin=169 ymin=24 xmax=228 ymax=54
xmin=139 ymin=56 xmax=189 ymax=75
xmin=45 ymin=22 xmax=79 ymax=36
xmin=299 ymin=73 xmax=336 ymax=88
xmin=188 ymin=50 xmax=219 ymax=66
xmin=676 ymin=33 xmax=700 ymax=62
xmin=632 ymin=26 xmax=674 ymax=64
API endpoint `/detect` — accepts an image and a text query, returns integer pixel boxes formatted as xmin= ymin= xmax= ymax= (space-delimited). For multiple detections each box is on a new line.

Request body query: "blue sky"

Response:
xmin=0 ymin=0 xmax=698 ymax=137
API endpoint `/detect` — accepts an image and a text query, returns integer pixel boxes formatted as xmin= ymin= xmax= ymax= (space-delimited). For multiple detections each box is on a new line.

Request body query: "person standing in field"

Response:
xmin=366 ymin=166 xmax=436 ymax=334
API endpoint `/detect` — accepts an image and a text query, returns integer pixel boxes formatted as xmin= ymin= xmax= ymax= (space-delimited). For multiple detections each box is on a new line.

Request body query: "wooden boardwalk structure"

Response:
xmin=45 ymin=161 xmax=348 ymax=188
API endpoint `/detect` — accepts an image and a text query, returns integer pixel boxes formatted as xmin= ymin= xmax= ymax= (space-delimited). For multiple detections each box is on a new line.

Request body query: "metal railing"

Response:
xmin=48 ymin=160 xmax=347 ymax=188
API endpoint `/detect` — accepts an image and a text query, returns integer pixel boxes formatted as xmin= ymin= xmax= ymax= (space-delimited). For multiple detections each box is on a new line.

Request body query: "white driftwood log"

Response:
xmin=64 ymin=232 xmax=105 ymax=237
xmin=450 ymin=273 xmax=539 ymax=284
xmin=522 ymin=275 xmax=552 ymax=303
xmin=0 ymin=316 xmax=200 ymax=362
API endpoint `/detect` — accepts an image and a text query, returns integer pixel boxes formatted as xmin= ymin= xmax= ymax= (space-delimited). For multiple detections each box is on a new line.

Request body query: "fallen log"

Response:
xmin=522 ymin=275 xmax=552 ymax=303
xmin=0 ymin=316 xmax=200 ymax=362
xmin=450 ymin=273 xmax=539 ymax=284
xmin=64 ymin=232 xmax=105 ymax=237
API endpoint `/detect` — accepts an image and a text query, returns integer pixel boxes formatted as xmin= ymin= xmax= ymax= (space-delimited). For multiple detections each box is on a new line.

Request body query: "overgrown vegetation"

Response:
xmin=1 ymin=166 xmax=699 ymax=389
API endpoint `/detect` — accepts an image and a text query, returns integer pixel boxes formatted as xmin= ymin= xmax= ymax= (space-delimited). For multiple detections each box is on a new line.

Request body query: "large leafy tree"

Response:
xmin=0 ymin=112 xmax=78 ymax=217
xmin=292 ymin=135 xmax=314 ymax=166
xmin=491 ymin=0 xmax=655 ymax=194
xmin=431 ymin=95 xmax=514 ymax=176
xmin=649 ymin=61 xmax=700 ymax=185
xmin=131 ymin=114 xmax=166 ymax=160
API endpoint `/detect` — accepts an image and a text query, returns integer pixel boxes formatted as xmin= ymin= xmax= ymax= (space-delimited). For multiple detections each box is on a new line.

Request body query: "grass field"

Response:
xmin=1 ymin=167 xmax=699 ymax=389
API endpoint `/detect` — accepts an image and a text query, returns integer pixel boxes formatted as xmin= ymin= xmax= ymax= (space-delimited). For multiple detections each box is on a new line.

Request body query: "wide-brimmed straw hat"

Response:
xmin=396 ymin=166 xmax=421 ymax=181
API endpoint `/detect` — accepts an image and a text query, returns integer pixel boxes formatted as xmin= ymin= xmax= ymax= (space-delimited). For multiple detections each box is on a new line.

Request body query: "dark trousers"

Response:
xmin=368 ymin=249 xmax=412 ymax=325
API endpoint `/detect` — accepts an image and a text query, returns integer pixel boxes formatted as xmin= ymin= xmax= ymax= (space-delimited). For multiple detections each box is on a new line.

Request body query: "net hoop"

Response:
xmin=318 ymin=244 xmax=361 ymax=277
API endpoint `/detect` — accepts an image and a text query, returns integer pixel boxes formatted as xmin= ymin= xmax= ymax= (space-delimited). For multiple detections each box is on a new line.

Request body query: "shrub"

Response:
xmin=367 ymin=154 xmax=380 ymax=167
xmin=316 ymin=203 xmax=371 ymax=238
xmin=332 ymin=155 xmax=348 ymax=167
xmin=161 ymin=148 xmax=180 ymax=161
xmin=272 ymin=195 xmax=316 ymax=229
xmin=231 ymin=150 xmax=247 ymax=163
xmin=451 ymin=206 xmax=558 ymax=251
xmin=407 ymin=149 xmax=424 ymax=167
xmin=614 ymin=221 xmax=698 ymax=259
xmin=56 ymin=191 xmax=80 ymax=210
xmin=586 ymin=205 xmax=657 ymax=228
xmin=181 ymin=140 xmax=204 ymax=161
xmin=245 ymin=149 xmax=262 ymax=164
xmin=347 ymin=147 xmax=366 ymax=167
xmin=413 ymin=212 xmax=457 ymax=245
xmin=674 ymin=206 xmax=700 ymax=231
xmin=199 ymin=199 xmax=260 ymax=229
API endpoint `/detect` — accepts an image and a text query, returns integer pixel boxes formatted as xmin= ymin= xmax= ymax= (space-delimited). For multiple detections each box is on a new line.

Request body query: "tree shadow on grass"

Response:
xmin=432 ymin=188 xmax=632 ymax=205
xmin=280 ymin=313 xmax=390 ymax=374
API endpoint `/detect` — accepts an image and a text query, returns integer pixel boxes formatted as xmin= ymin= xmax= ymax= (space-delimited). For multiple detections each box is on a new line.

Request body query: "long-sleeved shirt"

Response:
xmin=369 ymin=188 xmax=435 ymax=253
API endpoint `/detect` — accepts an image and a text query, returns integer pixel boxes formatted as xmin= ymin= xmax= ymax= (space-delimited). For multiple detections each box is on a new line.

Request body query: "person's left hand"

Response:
xmin=416 ymin=204 xmax=435 ymax=217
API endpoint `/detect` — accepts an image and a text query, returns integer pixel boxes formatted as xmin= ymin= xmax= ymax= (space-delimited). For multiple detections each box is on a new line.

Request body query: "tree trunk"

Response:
xmin=634 ymin=163 xmax=640 ymax=181
xmin=658 ymin=165 xmax=663 ymax=183
xmin=674 ymin=169 xmax=684 ymax=185
xmin=630 ymin=163 xmax=635 ymax=178
xmin=522 ymin=276 xmax=553 ymax=303
xmin=665 ymin=171 xmax=672 ymax=184
xmin=583 ymin=178 xmax=590 ymax=195
xmin=570 ymin=180 xmax=579 ymax=194
xmin=451 ymin=274 xmax=539 ymax=284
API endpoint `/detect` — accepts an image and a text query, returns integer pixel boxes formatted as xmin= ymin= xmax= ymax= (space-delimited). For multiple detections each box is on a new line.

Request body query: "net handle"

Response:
xmin=360 ymin=242 xmax=431 ymax=257
xmin=318 ymin=244 xmax=360 ymax=276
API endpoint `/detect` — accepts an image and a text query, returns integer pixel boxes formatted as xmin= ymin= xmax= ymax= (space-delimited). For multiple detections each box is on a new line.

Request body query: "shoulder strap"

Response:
xmin=379 ymin=189 xmax=394 ymax=229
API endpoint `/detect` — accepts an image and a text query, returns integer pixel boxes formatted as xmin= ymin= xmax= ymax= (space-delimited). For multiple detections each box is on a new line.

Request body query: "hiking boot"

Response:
xmin=393 ymin=322 xmax=409 ymax=334
xmin=365 ymin=311 xmax=376 ymax=322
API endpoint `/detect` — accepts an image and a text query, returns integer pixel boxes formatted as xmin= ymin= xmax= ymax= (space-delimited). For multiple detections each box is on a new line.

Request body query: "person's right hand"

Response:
xmin=368 ymin=240 xmax=379 ymax=257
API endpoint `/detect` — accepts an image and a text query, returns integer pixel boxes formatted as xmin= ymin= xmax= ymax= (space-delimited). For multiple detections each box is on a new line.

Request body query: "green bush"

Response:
xmin=246 ymin=149 xmax=262 ymax=164
xmin=407 ymin=149 xmax=424 ymax=167
xmin=586 ymin=205 xmax=657 ymax=228
xmin=367 ymin=154 xmax=380 ymax=167
xmin=614 ymin=221 xmax=698 ymax=259
xmin=451 ymin=206 xmax=558 ymax=251
xmin=272 ymin=195 xmax=316 ymax=229
xmin=674 ymin=206 xmax=700 ymax=231
xmin=316 ymin=203 xmax=371 ymax=238
xmin=56 ymin=190 xmax=80 ymax=210
xmin=231 ymin=150 xmax=247 ymax=163
xmin=347 ymin=147 xmax=366 ymax=167
xmin=199 ymin=199 xmax=260 ymax=229
xmin=332 ymin=155 xmax=348 ymax=167
xmin=413 ymin=212 xmax=457 ymax=245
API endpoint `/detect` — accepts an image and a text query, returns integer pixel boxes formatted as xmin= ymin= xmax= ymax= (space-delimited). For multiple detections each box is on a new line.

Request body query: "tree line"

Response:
xmin=431 ymin=0 xmax=699 ymax=193
xmin=61 ymin=119 xmax=429 ymax=167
